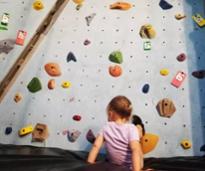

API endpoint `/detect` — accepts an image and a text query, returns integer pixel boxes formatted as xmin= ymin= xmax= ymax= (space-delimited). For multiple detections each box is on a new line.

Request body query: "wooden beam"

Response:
xmin=0 ymin=0 xmax=70 ymax=102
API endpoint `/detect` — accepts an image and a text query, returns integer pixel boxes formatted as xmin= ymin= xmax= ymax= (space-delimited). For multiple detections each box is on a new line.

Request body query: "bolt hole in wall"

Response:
xmin=0 ymin=0 xmax=205 ymax=158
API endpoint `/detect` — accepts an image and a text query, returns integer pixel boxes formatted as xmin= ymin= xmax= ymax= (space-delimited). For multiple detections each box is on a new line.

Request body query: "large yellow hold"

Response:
xmin=19 ymin=125 xmax=33 ymax=136
xmin=141 ymin=133 xmax=159 ymax=154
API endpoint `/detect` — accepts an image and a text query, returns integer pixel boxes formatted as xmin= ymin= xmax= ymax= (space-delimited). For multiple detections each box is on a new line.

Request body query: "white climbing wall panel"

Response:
xmin=0 ymin=0 xmax=205 ymax=158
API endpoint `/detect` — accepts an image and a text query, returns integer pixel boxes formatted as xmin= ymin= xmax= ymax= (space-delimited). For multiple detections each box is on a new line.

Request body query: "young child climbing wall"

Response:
xmin=0 ymin=0 xmax=205 ymax=158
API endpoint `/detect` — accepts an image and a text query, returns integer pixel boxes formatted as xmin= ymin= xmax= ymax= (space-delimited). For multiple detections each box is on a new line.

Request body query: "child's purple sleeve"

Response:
xmin=128 ymin=124 xmax=140 ymax=142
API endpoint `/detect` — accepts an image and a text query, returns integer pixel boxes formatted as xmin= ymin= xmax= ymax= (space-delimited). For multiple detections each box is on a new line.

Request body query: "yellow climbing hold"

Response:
xmin=19 ymin=125 xmax=33 ymax=136
xmin=33 ymin=0 xmax=44 ymax=10
xmin=181 ymin=140 xmax=192 ymax=149
xmin=160 ymin=69 xmax=169 ymax=76
xmin=62 ymin=81 xmax=71 ymax=88
xmin=73 ymin=0 xmax=84 ymax=5
xmin=141 ymin=133 xmax=159 ymax=154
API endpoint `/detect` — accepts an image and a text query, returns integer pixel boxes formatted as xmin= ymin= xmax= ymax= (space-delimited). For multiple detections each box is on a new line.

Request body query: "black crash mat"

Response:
xmin=0 ymin=144 xmax=204 ymax=171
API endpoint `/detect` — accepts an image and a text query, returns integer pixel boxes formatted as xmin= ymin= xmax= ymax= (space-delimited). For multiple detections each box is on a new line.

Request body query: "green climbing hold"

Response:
xmin=109 ymin=51 xmax=123 ymax=64
xmin=27 ymin=77 xmax=42 ymax=93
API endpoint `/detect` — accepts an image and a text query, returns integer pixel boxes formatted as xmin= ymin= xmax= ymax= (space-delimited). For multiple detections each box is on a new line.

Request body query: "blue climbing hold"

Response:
xmin=67 ymin=52 xmax=77 ymax=62
xmin=142 ymin=84 xmax=150 ymax=94
xmin=5 ymin=127 xmax=12 ymax=135
xmin=159 ymin=0 xmax=173 ymax=10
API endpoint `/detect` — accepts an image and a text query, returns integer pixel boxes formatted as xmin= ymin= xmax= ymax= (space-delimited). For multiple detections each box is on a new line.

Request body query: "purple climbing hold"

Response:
xmin=67 ymin=129 xmax=81 ymax=142
xmin=192 ymin=70 xmax=205 ymax=79
xmin=67 ymin=52 xmax=77 ymax=62
xmin=177 ymin=53 xmax=186 ymax=62
xmin=86 ymin=129 xmax=96 ymax=144
xmin=159 ymin=0 xmax=173 ymax=10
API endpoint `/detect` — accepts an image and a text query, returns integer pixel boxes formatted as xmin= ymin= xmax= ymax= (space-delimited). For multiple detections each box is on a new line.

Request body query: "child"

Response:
xmin=87 ymin=95 xmax=143 ymax=171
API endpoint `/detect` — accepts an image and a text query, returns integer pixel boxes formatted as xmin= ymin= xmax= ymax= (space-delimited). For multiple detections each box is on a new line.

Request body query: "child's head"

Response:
xmin=107 ymin=95 xmax=132 ymax=121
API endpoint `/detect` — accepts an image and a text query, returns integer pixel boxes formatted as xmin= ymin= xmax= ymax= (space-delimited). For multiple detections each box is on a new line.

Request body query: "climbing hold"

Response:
xmin=142 ymin=84 xmax=150 ymax=94
xmin=84 ymin=39 xmax=91 ymax=46
xmin=143 ymin=41 xmax=151 ymax=50
xmin=44 ymin=63 xmax=62 ymax=76
xmin=192 ymin=70 xmax=205 ymax=79
xmin=33 ymin=0 xmax=44 ymax=10
xmin=73 ymin=0 xmax=84 ymax=5
xmin=177 ymin=53 xmax=186 ymax=62
xmin=61 ymin=81 xmax=71 ymax=88
xmin=141 ymin=133 xmax=159 ymax=154
xmin=19 ymin=125 xmax=33 ymax=136
xmin=48 ymin=79 xmax=55 ymax=90
xmin=5 ymin=127 xmax=12 ymax=135
xmin=32 ymin=123 xmax=49 ymax=142
xmin=159 ymin=0 xmax=173 ymax=10
xmin=67 ymin=129 xmax=81 ymax=142
xmin=160 ymin=69 xmax=169 ymax=76
xmin=171 ymin=71 xmax=186 ymax=88
xmin=139 ymin=24 xmax=156 ymax=39
xmin=156 ymin=98 xmax=176 ymax=118
xmin=175 ymin=14 xmax=186 ymax=20
xmin=110 ymin=2 xmax=132 ymax=10
xmin=181 ymin=140 xmax=192 ymax=149
xmin=14 ymin=93 xmax=22 ymax=103
xmin=200 ymin=144 xmax=205 ymax=151
xmin=67 ymin=52 xmax=77 ymax=62
xmin=0 ymin=39 xmax=15 ymax=54
xmin=27 ymin=77 xmax=42 ymax=93
xmin=192 ymin=14 xmax=205 ymax=27
xmin=109 ymin=65 xmax=122 ymax=77
xmin=109 ymin=51 xmax=123 ymax=64
xmin=76 ymin=4 xmax=82 ymax=10
xmin=0 ymin=13 xmax=9 ymax=30
xmin=85 ymin=13 xmax=96 ymax=26
xmin=86 ymin=129 xmax=96 ymax=144
xmin=73 ymin=115 xmax=82 ymax=121
xmin=16 ymin=30 xmax=27 ymax=46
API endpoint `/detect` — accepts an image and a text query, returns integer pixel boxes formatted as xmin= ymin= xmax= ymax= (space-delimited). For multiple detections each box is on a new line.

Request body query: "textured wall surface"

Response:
xmin=0 ymin=0 xmax=205 ymax=158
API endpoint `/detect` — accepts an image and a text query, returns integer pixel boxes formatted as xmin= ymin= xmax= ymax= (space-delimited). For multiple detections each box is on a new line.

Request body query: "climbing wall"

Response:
xmin=0 ymin=0 xmax=205 ymax=158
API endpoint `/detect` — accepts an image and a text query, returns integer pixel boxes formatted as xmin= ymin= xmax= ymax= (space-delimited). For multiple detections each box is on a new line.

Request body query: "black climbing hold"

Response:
xmin=5 ymin=127 xmax=12 ymax=135
xmin=67 ymin=52 xmax=77 ymax=62
xmin=142 ymin=84 xmax=150 ymax=94
xmin=86 ymin=129 xmax=96 ymax=144
xmin=192 ymin=70 xmax=205 ymax=79
xmin=200 ymin=144 xmax=205 ymax=151
xmin=159 ymin=0 xmax=173 ymax=10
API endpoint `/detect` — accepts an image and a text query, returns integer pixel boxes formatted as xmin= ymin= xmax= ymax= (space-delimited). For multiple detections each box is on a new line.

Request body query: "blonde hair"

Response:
xmin=108 ymin=95 xmax=132 ymax=118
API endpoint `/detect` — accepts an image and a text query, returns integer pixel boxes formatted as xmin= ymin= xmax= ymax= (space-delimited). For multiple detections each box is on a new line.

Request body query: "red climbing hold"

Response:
xmin=177 ymin=53 xmax=186 ymax=62
xmin=73 ymin=115 xmax=82 ymax=121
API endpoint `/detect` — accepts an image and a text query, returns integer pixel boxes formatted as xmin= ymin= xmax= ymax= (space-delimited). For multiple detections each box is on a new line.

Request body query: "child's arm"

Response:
xmin=87 ymin=135 xmax=104 ymax=164
xmin=130 ymin=140 xmax=143 ymax=171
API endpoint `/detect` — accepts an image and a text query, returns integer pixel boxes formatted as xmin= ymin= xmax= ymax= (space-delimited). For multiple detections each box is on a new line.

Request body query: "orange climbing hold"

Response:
xmin=32 ymin=123 xmax=49 ymax=142
xmin=48 ymin=79 xmax=55 ymax=90
xmin=44 ymin=63 xmax=61 ymax=77
xmin=14 ymin=93 xmax=22 ymax=103
xmin=110 ymin=2 xmax=132 ymax=10
xmin=141 ymin=133 xmax=159 ymax=154
xmin=109 ymin=65 xmax=122 ymax=77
